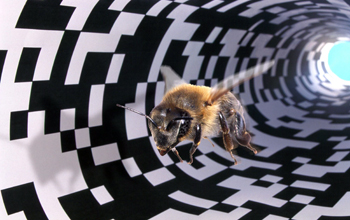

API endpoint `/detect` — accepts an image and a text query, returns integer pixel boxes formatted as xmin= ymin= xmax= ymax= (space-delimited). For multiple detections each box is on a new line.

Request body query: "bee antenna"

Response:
xmin=116 ymin=104 xmax=158 ymax=128
xmin=173 ymin=117 xmax=193 ymax=121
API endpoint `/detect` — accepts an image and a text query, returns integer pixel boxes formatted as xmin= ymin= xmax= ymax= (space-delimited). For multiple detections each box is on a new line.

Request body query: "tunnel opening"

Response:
xmin=1 ymin=1 xmax=350 ymax=220
xmin=328 ymin=41 xmax=350 ymax=81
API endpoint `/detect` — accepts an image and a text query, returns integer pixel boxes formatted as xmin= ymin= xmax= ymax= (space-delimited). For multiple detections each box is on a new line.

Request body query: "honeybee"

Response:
xmin=117 ymin=60 xmax=274 ymax=164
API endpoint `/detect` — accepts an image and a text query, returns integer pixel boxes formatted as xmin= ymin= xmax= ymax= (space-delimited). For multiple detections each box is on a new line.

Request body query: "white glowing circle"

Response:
xmin=300 ymin=38 xmax=350 ymax=102
xmin=321 ymin=41 xmax=350 ymax=87
xmin=328 ymin=41 xmax=350 ymax=81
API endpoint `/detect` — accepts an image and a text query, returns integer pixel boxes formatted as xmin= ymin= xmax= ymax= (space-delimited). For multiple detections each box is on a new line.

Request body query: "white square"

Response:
xmin=205 ymin=26 xmax=223 ymax=43
xmin=298 ymin=101 xmax=313 ymax=108
xmin=313 ymin=110 xmax=325 ymax=114
xmin=122 ymin=157 xmax=142 ymax=177
xmin=328 ymin=136 xmax=347 ymax=142
xmin=88 ymin=84 xmax=105 ymax=127
xmin=60 ymin=108 xmax=75 ymax=131
xmin=290 ymin=194 xmax=314 ymax=204
xmin=292 ymin=157 xmax=310 ymax=164
xmin=291 ymin=180 xmax=330 ymax=191
xmin=75 ymin=128 xmax=91 ymax=149
xmin=146 ymin=0 xmax=172 ymax=17
xmin=105 ymin=54 xmax=124 ymax=84
xmin=91 ymin=143 xmax=121 ymax=166
xmin=91 ymin=185 xmax=114 ymax=205
xmin=266 ymin=6 xmax=286 ymax=14
xmin=326 ymin=151 xmax=349 ymax=162
xmin=293 ymin=15 xmax=308 ymax=21
xmin=169 ymin=190 xmax=217 ymax=209
xmin=260 ymin=174 xmax=282 ymax=183
xmin=108 ymin=0 xmax=130 ymax=11
xmin=263 ymin=214 xmax=289 ymax=220
xmin=144 ymin=167 xmax=175 ymax=186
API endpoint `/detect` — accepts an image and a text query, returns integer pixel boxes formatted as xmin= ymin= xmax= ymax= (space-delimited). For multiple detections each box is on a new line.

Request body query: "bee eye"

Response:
xmin=166 ymin=116 xmax=193 ymax=131
xmin=166 ymin=120 xmax=176 ymax=131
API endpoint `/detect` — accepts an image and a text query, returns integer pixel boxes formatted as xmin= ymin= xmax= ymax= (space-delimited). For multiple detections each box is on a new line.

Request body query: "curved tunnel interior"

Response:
xmin=1 ymin=0 xmax=350 ymax=219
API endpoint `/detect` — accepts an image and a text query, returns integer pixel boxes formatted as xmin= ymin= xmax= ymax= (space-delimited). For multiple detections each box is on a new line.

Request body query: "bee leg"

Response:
xmin=204 ymin=137 xmax=215 ymax=147
xmin=246 ymin=143 xmax=258 ymax=154
xmin=219 ymin=111 xmax=238 ymax=165
xmin=236 ymin=131 xmax=257 ymax=154
xmin=233 ymin=111 xmax=258 ymax=155
xmin=172 ymin=148 xmax=183 ymax=163
xmin=188 ymin=124 xmax=201 ymax=164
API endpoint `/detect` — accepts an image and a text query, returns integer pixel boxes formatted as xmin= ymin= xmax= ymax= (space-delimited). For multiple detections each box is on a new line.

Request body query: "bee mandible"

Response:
xmin=117 ymin=60 xmax=274 ymax=165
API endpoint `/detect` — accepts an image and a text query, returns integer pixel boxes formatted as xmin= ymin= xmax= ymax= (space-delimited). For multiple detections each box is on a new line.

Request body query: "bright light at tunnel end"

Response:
xmin=328 ymin=41 xmax=350 ymax=81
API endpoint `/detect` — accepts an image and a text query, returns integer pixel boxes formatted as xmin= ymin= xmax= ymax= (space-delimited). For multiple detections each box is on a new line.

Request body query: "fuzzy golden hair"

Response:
xmin=161 ymin=84 xmax=222 ymax=137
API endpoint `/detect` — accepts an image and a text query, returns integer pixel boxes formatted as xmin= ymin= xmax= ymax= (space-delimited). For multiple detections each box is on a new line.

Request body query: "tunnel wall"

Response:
xmin=1 ymin=0 xmax=350 ymax=219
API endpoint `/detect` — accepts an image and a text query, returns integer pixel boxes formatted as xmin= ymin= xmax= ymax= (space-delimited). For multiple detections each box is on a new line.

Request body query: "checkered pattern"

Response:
xmin=1 ymin=0 xmax=350 ymax=219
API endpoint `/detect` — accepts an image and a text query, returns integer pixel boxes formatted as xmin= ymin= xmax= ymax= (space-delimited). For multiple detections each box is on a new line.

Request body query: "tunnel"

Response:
xmin=1 ymin=0 xmax=350 ymax=219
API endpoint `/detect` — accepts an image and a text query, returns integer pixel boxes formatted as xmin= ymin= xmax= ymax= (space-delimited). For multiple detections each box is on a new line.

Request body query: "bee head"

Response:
xmin=116 ymin=104 xmax=192 ymax=157
xmin=148 ymin=104 xmax=192 ymax=155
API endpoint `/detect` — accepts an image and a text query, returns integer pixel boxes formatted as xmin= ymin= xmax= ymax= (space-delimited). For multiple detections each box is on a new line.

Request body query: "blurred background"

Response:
xmin=1 ymin=0 xmax=350 ymax=219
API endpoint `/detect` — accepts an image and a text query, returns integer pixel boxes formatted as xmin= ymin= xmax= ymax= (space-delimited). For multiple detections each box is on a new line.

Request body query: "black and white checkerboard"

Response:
xmin=1 ymin=0 xmax=350 ymax=219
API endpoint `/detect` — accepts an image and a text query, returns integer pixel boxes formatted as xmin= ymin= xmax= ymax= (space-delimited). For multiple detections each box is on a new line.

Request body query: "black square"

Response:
xmin=15 ymin=48 xmax=41 ymax=82
xmin=1 ymin=182 xmax=47 ymax=219
xmin=60 ymin=130 xmax=77 ymax=152
xmin=16 ymin=1 xmax=74 ymax=30
xmin=210 ymin=203 xmax=237 ymax=213
xmin=10 ymin=111 xmax=28 ymax=140
xmin=0 ymin=50 xmax=7 ymax=82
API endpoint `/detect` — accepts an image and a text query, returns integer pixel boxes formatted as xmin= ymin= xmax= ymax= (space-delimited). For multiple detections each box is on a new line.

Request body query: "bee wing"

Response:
xmin=207 ymin=60 xmax=275 ymax=105
xmin=160 ymin=66 xmax=187 ymax=93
